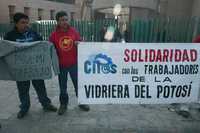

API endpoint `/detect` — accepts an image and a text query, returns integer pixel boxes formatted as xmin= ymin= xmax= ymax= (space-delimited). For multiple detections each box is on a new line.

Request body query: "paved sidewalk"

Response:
xmin=0 ymin=77 xmax=200 ymax=133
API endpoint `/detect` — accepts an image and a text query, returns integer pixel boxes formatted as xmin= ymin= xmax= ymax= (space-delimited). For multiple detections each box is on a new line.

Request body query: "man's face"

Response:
xmin=15 ymin=18 xmax=29 ymax=33
xmin=57 ymin=16 xmax=69 ymax=30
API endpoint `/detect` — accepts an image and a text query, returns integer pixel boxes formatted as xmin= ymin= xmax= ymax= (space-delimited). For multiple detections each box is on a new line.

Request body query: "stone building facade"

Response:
xmin=1 ymin=0 xmax=200 ymax=24
xmin=92 ymin=0 xmax=200 ymax=21
xmin=0 ymin=0 xmax=78 ymax=23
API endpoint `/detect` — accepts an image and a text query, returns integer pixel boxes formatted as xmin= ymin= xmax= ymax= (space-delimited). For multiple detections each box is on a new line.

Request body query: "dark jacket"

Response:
xmin=112 ymin=28 xmax=122 ymax=42
xmin=100 ymin=28 xmax=107 ymax=42
xmin=4 ymin=28 xmax=42 ymax=42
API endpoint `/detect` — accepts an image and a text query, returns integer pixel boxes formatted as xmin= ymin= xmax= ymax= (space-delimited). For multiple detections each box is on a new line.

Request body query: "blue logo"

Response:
xmin=84 ymin=53 xmax=117 ymax=74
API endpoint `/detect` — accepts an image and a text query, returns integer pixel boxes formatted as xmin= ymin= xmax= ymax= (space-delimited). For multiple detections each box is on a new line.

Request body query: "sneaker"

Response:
xmin=17 ymin=111 xmax=28 ymax=119
xmin=78 ymin=104 xmax=90 ymax=111
xmin=43 ymin=104 xmax=57 ymax=112
xmin=168 ymin=107 xmax=176 ymax=112
xmin=58 ymin=105 xmax=67 ymax=115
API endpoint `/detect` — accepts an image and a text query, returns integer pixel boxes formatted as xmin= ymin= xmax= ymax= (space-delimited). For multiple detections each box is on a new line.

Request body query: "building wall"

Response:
xmin=165 ymin=0 xmax=193 ymax=17
xmin=93 ymin=0 xmax=159 ymax=11
xmin=75 ymin=0 xmax=82 ymax=19
xmin=130 ymin=7 xmax=156 ymax=20
xmin=159 ymin=0 xmax=200 ymax=18
xmin=192 ymin=0 xmax=200 ymax=17
xmin=92 ymin=0 xmax=200 ymax=19
xmin=93 ymin=0 xmax=159 ymax=20
xmin=0 ymin=0 xmax=78 ymax=23
xmin=75 ymin=0 xmax=93 ymax=20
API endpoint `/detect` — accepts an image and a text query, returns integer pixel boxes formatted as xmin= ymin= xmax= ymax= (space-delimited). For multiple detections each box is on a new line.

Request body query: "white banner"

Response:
xmin=78 ymin=43 xmax=200 ymax=104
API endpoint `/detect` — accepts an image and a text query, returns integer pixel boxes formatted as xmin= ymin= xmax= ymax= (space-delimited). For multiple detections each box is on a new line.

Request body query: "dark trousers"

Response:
xmin=58 ymin=65 xmax=78 ymax=105
xmin=16 ymin=80 xmax=51 ymax=112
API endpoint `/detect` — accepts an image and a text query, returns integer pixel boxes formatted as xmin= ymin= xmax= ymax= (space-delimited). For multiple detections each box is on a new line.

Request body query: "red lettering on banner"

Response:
xmin=190 ymin=49 xmax=197 ymax=62
xmin=155 ymin=49 xmax=162 ymax=62
xmin=163 ymin=49 xmax=169 ymax=62
xmin=175 ymin=49 xmax=182 ymax=62
xmin=138 ymin=50 xmax=144 ymax=62
xmin=124 ymin=49 xmax=198 ymax=63
xmin=182 ymin=49 xmax=190 ymax=62
xmin=124 ymin=49 xmax=130 ymax=62
xmin=131 ymin=49 xmax=137 ymax=62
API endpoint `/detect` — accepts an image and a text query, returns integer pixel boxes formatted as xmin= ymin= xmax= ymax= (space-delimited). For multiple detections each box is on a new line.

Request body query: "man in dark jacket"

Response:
xmin=4 ymin=12 xmax=57 ymax=119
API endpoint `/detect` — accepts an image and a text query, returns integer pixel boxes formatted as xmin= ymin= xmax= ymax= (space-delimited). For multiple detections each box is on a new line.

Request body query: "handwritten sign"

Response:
xmin=0 ymin=41 xmax=59 ymax=81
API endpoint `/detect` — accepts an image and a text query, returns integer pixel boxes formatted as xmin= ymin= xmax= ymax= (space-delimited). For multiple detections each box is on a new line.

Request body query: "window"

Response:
xmin=70 ymin=12 xmax=75 ymax=21
xmin=50 ymin=10 xmax=55 ymax=20
xmin=24 ymin=7 xmax=30 ymax=16
xmin=38 ymin=8 xmax=43 ymax=20
xmin=8 ymin=5 xmax=15 ymax=23
xmin=46 ymin=0 xmax=75 ymax=4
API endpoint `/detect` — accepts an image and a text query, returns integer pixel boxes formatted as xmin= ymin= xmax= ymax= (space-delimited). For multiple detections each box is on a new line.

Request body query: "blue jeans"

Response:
xmin=16 ymin=80 xmax=51 ymax=112
xmin=58 ymin=65 xmax=78 ymax=105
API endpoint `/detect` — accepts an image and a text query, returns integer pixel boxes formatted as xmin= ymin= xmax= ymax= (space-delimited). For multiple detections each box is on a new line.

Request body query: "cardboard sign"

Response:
xmin=0 ymin=41 xmax=59 ymax=81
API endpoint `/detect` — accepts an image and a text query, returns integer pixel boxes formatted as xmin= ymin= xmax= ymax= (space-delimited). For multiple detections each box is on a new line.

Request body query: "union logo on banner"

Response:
xmin=84 ymin=53 xmax=117 ymax=74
